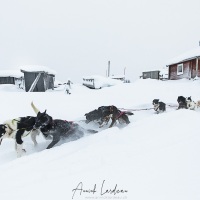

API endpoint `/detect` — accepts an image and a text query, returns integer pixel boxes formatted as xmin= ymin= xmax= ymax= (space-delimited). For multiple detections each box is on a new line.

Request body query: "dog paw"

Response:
xmin=16 ymin=144 xmax=26 ymax=158
xmin=17 ymin=150 xmax=26 ymax=158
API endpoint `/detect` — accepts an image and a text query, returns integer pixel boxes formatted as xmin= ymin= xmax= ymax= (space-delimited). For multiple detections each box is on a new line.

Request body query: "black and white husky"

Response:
xmin=186 ymin=96 xmax=198 ymax=110
xmin=0 ymin=116 xmax=40 ymax=157
xmin=152 ymin=99 xmax=166 ymax=114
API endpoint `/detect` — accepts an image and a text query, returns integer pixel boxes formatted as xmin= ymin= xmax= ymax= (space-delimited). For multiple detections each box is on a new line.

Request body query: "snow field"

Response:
xmin=0 ymin=79 xmax=200 ymax=200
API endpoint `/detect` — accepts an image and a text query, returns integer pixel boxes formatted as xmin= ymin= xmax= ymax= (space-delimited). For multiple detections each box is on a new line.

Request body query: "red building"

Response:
xmin=167 ymin=47 xmax=200 ymax=80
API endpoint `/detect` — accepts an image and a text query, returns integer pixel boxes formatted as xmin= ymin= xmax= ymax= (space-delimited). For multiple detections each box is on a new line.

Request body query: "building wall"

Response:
xmin=194 ymin=58 xmax=200 ymax=77
xmin=45 ymin=75 xmax=54 ymax=90
xmin=0 ymin=77 xmax=15 ymax=84
xmin=169 ymin=61 xmax=190 ymax=80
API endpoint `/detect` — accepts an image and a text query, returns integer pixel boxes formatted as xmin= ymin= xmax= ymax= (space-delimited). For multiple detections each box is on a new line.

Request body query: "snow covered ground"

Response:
xmin=0 ymin=79 xmax=200 ymax=200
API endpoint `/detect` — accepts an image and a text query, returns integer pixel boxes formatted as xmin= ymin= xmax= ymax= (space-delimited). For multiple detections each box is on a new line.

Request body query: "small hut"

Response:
xmin=142 ymin=70 xmax=160 ymax=80
xmin=0 ymin=70 xmax=24 ymax=87
xmin=20 ymin=66 xmax=56 ymax=92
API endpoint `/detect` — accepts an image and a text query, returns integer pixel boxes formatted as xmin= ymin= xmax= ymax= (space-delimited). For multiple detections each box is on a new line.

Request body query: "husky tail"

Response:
xmin=86 ymin=129 xmax=98 ymax=134
xmin=125 ymin=112 xmax=134 ymax=115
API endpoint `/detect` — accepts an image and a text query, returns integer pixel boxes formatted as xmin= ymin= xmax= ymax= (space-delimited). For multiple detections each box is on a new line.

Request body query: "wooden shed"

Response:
xmin=142 ymin=70 xmax=160 ymax=80
xmin=20 ymin=66 xmax=56 ymax=92
xmin=0 ymin=70 xmax=24 ymax=86
xmin=167 ymin=47 xmax=200 ymax=80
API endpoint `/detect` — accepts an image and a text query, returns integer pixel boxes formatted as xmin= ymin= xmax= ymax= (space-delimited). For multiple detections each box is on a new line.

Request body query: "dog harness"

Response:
xmin=153 ymin=104 xmax=160 ymax=111
xmin=115 ymin=111 xmax=125 ymax=119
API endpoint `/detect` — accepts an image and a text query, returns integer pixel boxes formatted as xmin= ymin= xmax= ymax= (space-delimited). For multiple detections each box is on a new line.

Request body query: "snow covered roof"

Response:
xmin=83 ymin=75 xmax=122 ymax=88
xmin=167 ymin=46 xmax=200 ymax=66
xmin=143 ymin=69 xmax=160 ymax=72
xmin=20 ymin=65 xmax=56 ymax=75
xmin=0 ymin=70 xmax=23 ymax=78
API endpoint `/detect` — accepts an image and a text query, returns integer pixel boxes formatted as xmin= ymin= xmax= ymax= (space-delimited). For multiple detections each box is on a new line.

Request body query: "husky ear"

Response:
xmin=44 ymin=110 xmax=47 ymax=114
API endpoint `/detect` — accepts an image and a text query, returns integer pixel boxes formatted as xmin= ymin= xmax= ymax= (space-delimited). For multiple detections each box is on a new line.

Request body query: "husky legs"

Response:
xmin=15 ymin=142 xmax=26 ymax=158
xmin=30 ymin=129 xmax=40 ymax=146
xmin=15 ymin=129 xmax=40 ymax=157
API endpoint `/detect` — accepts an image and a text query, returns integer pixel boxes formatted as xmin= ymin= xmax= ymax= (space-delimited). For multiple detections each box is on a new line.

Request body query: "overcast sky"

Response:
xmin=0 ymin=0 xmax=200 ymax=82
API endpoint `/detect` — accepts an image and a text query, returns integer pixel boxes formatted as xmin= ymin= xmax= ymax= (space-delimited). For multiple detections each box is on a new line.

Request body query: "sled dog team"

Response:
xmin=152 ymin=96 xmax=200 ymax=114
xmin=0 ymin=96 xmax=199 ymax=158
xmin=0 ymin=103 xmax=132 ymax=157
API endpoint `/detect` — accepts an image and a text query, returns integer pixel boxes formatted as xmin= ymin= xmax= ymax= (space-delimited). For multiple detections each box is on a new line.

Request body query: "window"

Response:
xmin=177 ymin=64 xmax=183 ymax=75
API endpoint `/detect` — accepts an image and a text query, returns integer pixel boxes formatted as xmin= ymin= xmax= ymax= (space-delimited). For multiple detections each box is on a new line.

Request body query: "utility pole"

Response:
xmin=108 ymin=61 xmax=110 ymax=77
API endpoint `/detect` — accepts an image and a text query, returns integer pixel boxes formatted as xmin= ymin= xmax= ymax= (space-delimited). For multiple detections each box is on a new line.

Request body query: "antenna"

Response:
xmin=124 ymin=67 xmax=126 ymax=76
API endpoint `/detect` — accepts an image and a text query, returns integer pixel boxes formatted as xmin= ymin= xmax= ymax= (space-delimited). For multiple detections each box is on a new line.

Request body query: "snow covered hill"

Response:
xmin=0 ymin=79 xmax=200 ymax=200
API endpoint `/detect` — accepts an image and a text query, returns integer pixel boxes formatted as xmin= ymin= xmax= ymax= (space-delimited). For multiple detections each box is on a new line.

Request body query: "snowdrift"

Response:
xmin=0 ymin=79 xmax=200 ymax=200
